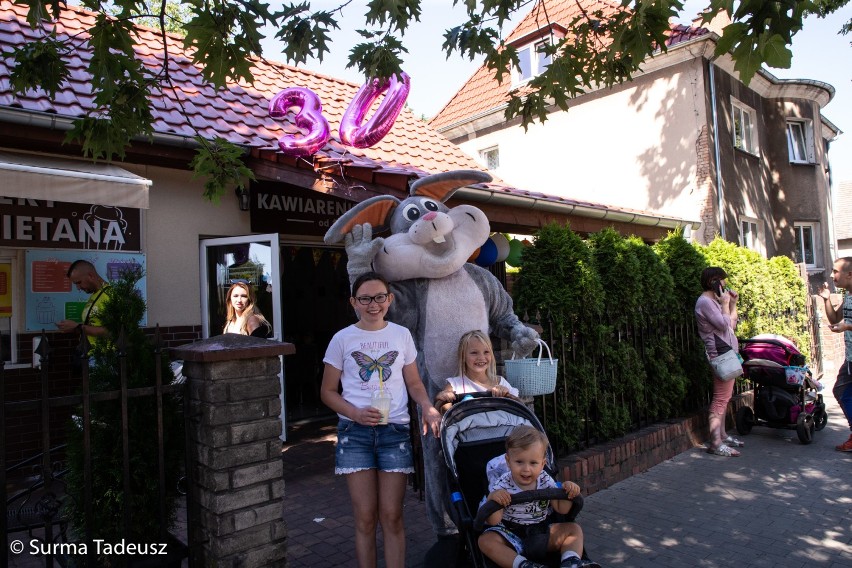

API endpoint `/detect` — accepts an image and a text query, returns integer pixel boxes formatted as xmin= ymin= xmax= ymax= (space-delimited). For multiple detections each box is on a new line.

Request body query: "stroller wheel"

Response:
xmin=813 ymin=406 xmax=828 ymax=431
xmin=796 ymin=413 xmax=814 ymax=444
xmin=736 ymin=406 xmax=754 ymax=435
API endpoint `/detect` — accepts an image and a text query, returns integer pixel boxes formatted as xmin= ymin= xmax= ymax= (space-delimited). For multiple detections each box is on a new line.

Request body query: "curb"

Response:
xmin=558 ymin=390 xmax=754 ymax=495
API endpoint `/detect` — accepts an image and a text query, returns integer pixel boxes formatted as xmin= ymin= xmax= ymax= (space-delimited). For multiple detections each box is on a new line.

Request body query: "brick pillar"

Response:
xmin=172 ymin=334 xmax=296 ymax=568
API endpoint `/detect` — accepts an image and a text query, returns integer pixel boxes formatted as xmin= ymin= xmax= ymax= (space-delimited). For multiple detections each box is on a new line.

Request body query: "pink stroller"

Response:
xmin=736 ymin=335 xmax=827 ymax=444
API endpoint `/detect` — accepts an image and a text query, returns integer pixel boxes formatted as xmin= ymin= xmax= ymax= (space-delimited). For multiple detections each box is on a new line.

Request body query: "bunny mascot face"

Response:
xmin=324 ymin=170 xmax=539 ymax=538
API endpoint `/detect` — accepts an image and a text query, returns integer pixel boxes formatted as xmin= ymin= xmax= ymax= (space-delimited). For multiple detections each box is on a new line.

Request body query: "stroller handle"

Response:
xmin=473 ymin=488 xmax=582 ymax=532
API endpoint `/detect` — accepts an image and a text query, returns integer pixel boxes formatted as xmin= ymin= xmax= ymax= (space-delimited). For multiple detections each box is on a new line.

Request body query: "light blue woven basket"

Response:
xmin=504 ymin=339 xmax=557 ymax=397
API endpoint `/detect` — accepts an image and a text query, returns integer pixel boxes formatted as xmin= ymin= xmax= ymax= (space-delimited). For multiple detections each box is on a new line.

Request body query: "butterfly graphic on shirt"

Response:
xmin=351 ymin=350 xmax=399 ymax=383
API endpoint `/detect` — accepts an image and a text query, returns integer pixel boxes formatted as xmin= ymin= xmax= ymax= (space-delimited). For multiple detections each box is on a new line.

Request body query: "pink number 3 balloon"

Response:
xmin=340 ymin=72 xmax=411 ymax=149
xmin=268 ymin=87 xmax=331 ymax=157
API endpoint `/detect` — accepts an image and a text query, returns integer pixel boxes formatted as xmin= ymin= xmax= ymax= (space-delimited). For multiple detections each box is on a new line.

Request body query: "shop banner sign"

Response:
xmin=1 ymin=196 xmax=141 ymax=251
xmin=249 ymin=180 xmax=355 ymax=237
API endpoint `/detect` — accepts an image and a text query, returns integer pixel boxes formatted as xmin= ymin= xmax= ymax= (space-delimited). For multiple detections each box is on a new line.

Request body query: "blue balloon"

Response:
xmin=475 ymin=237 xmax=498 ymax=267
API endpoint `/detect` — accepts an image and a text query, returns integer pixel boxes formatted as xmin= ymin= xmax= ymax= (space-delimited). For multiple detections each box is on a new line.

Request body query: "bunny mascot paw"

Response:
xmin=343 ymin=223 xmax=384 ymax=283
xmin=510 ymin=325 xmax=540 ymax=358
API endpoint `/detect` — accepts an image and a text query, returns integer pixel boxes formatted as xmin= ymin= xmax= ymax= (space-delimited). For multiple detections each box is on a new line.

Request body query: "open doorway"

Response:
xmin=280 ymin=245 xmax=355 ymax=422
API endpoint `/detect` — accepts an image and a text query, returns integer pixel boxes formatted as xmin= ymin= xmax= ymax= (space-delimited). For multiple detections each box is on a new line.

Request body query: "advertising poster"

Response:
xmin=25 ymin=250 xmax=147 ymax=331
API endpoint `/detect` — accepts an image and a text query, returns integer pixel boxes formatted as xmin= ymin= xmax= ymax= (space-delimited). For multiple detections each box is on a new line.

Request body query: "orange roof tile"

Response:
xmin=0 ymin=0 xmax=483 ymax=177
xmin=429 ymin=0 xmax=707 ymax=131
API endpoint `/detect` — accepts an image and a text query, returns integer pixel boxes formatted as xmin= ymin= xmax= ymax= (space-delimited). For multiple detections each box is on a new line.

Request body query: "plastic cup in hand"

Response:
xmin=372 ymin=389 xmax=392 ymax=425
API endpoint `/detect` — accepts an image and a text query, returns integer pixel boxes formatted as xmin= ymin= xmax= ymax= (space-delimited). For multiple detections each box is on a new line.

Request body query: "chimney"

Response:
xmin=692 ymin=7 xmax=732 ymax=36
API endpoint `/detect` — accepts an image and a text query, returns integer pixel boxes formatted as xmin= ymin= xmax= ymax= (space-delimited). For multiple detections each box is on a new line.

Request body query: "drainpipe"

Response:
xmin=708 ymin=61 xmax=725 ymax=239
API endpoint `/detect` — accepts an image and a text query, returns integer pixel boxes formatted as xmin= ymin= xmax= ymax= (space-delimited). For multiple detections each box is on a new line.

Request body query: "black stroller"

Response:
xmin=736 ymin=336 xmax=828 ymax=444
xmin=440 ymin=393 xmax=589 ymax=567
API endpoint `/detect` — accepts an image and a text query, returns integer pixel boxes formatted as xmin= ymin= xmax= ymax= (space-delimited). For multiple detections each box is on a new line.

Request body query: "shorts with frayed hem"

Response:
xmin=334 ymin=419 xmax=414 ymax=475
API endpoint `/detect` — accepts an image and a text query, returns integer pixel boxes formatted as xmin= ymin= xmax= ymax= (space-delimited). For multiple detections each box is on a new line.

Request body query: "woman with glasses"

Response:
xmin=223 ymin=280 xmax=272 ymax=338
xmin=321 ymin=271 xmax=441 ymax=568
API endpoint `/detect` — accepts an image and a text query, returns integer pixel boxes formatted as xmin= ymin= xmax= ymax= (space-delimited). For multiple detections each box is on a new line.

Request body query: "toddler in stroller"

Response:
xmin=736 ymin=334 xmax=828 ymax=444
xmin=440 ymin=393 xmax=599 ymax=568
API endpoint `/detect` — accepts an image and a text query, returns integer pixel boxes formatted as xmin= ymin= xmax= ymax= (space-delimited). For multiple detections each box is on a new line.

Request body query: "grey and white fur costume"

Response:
xmin=324 ymin=170 xmax=539 ymax=536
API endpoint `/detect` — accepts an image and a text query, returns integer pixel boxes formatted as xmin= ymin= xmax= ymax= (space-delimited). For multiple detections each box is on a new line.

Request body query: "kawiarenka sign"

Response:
xmin=249 ymin=180 xmax=355 ymax=236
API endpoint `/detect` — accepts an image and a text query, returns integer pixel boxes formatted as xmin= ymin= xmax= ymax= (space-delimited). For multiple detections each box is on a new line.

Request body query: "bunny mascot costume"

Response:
xmin=324 ymin=170 xmax=539 ymax=540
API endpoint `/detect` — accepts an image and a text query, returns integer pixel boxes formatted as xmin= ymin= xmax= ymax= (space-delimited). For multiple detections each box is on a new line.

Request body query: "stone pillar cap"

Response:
xmin=171 ymin=334 xmax=296 ymax=362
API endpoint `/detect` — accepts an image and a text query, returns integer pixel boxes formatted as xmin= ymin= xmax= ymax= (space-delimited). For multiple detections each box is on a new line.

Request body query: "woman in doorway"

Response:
xmin=223 ymin=280 xmax=272 ymax=338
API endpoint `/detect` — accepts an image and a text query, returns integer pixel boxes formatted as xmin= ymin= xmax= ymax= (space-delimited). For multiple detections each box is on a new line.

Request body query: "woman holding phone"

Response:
xmin=695 ymin=266 xmax=745 ymax=457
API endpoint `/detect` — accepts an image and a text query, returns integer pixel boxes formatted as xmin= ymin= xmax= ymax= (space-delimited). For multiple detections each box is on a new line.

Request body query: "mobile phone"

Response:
xmin=714 ymin=280 xmax=724 ymax=297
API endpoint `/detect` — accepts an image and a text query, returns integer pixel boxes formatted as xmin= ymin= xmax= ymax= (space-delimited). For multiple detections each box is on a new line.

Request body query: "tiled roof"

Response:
xmin=429 ymin=0 xmax=708 ymax=131
xmin=0 ymin=0 xmax=695 ymax=227
xmin=0 ymin=0 xmax=481 ymax=178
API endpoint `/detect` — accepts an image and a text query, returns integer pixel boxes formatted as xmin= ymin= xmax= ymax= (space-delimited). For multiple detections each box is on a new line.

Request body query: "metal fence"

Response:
xmin=527 ymin=303 xmax=812 ymax=459
xmin=3 ymin=328 xmax=192 ymax=568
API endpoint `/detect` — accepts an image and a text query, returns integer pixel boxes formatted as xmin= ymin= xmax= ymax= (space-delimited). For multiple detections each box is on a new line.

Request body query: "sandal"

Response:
xmin=707 ymin=444 xmax=740 ymax=457
xmin=724 ymin=435 xmax=745 ymax=447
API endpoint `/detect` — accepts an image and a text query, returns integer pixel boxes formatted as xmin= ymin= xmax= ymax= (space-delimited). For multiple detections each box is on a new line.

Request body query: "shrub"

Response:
xmin=64 ymin=267 xmax=183 ymax=559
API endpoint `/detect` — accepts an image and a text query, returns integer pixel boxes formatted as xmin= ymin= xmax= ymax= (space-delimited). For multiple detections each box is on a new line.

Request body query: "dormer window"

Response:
xmin=515 ymin=40 xmax=552 ymax=84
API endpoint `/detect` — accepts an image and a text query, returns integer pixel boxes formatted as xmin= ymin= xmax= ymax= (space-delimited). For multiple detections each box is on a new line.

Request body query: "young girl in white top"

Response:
xmin=321 ymin=271 xmax=441 ymax=568
xmin=434 ymin=330 xmax=520 ymax=413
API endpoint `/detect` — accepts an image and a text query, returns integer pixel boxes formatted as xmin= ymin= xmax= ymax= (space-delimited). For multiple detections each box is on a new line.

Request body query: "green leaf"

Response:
xmin=15 ymin=0 xmax=64 ymax=27
xmin=7 ymin=35 xmax=70 ymax=97
xmin=347 ymin=35 xmax=407 ymax=79
xmin=364 ymin=0 xmax=422 ymax=32
xmin=761 ymin=33 xmax=793 ymax=68
xmin=714 ymin=22 xmax=747 ymax=55
xmin=189 ymin=137 xmax=256 ymax=203
xmin=274 ymin=7 xmax=339 ymax=65
xmin=731 ymin=39 xmax=762 ymax=85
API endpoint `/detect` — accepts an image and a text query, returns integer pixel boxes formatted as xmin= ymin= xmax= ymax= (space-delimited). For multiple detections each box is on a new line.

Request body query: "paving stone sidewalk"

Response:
xmin=283 ymin=375 xmax=852 ymax=568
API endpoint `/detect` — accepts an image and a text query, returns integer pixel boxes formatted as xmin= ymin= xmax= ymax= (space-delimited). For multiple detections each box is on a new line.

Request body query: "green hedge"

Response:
xmin=513 ymin=224 xmax=811 ymax=450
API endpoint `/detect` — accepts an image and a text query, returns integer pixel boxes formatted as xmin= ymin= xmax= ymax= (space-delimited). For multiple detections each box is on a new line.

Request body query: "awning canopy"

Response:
xmin=0 ymin=152 xmax=151 ymax=209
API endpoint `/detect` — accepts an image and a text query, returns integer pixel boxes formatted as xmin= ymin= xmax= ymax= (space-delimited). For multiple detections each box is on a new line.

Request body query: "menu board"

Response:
xmin=25 ymin=250 xmax=147 ymax=331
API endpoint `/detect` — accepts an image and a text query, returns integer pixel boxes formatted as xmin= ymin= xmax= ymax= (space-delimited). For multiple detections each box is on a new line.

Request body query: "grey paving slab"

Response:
xmin=7 ymin=376 xmax=850 ymax=568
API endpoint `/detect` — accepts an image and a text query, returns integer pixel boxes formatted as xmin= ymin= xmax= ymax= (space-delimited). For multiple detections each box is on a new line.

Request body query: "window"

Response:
xmin=479 ymin=146 xmax=499 ymax=170
xmin=732 ymin=99 xmax=758 ymax=155
xmin=793 ymin=222 xmax=818 ymax=268
xmin=515 ymin=40 xmax=551 ymax=84
xmin=739 ymin=217 xmax=765 ymax=255
xmin=786 ymin=120 xmax=815 ymax=163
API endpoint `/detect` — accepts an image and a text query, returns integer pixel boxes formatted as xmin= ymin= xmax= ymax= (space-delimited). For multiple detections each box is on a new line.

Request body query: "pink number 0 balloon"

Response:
xmin=340 ymin=72 xmax=411 ymax=148
xmin=268 ymin=87 xmax=331 ymax=157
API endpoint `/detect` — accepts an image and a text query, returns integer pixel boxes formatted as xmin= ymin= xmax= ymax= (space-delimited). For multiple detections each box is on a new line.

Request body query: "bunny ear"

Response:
xmin=323 ymin=196 xmax=400 ymax=244
xmin=409 ymin=170 xmax=493 ymax=202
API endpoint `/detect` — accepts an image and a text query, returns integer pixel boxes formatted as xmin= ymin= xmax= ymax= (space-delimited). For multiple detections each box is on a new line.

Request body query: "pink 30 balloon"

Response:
xmin=269 ymin=87 xmax=331 ymax=157
xmin=340 ymin=72 xmax=411 ymax=148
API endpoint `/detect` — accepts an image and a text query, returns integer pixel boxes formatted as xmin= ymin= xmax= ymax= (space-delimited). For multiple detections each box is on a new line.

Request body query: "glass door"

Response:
xmin=199 ymin=234 xmax=285 ymax=438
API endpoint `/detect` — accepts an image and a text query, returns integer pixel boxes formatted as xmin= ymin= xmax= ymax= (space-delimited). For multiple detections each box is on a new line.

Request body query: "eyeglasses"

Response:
xmin=355 ymin=293 xmax=389 ymax=305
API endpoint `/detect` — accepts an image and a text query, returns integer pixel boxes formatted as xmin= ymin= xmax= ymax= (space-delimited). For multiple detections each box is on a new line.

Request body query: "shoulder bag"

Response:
xmin=709 ymin=349 xmax=742 ymax=382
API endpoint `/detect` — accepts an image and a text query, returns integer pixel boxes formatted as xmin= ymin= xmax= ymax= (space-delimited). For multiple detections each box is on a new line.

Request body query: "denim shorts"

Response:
xmin=334 ymin=419 xmax=414 ymax=475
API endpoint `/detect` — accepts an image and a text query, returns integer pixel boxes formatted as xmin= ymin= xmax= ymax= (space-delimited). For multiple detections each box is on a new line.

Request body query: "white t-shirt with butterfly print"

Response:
xmin=323 ymin=322 xmax=418 ymax=424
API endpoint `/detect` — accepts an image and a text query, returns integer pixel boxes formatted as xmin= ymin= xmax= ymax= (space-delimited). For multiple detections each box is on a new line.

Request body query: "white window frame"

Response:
xmin=479 ymin=146 xmax=500 ymax=170
xmin=793 ymin=222 xmax=819 ymax=269
xmin=513 ymin=39 xmax=552 ymax=85
xmin=739 ymin=216 xmax=765 ymax=256
xmin=786 ymin=119 xmax=816 ymax=164
xmin=731 ymin=99 xmax=758 ymax=155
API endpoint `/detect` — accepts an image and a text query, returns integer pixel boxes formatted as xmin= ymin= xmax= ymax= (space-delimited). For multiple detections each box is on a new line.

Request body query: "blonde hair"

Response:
xmin=457 ymin=330 xmax=498 ymax=386
xmin=506 ymin=424 xmax=548 ymax=454
xmin=223 ymin=282 xmax=271 ymax=335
